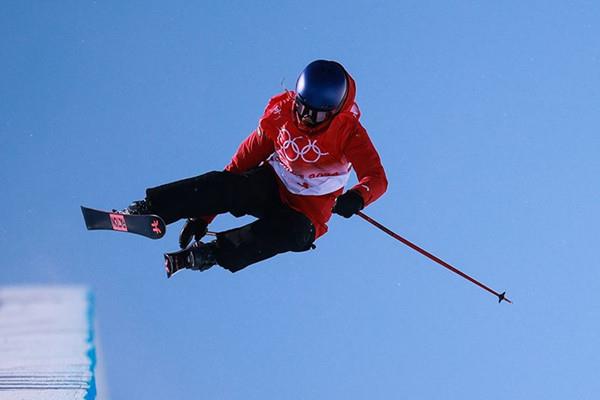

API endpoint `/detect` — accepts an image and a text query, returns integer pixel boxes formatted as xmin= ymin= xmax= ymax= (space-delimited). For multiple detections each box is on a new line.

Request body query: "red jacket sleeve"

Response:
xmin=224 ymin=128 xmax=275 ymax=174
xmin=343 ymin=125 xmax=388 ymax=207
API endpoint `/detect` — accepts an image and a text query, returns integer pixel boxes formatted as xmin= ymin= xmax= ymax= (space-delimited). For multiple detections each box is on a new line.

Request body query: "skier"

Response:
xmin=128 ymin=60 xmax=388 ymax=275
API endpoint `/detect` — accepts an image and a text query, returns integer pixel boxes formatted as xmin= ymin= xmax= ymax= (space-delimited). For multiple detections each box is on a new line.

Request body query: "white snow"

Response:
xmin=0 ymin=286 xmax=98 ymax=399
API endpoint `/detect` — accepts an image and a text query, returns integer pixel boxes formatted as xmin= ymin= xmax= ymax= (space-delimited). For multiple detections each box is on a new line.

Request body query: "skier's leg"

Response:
xmin=211 ymin=206 xmax=316 ymax=272
xmin=141 ymin=165 xmax=279 ymax=224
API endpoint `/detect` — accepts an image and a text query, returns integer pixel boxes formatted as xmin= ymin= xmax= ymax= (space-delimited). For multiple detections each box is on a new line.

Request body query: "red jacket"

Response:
xmin=224 ymin=73 xmax=387 ymax=238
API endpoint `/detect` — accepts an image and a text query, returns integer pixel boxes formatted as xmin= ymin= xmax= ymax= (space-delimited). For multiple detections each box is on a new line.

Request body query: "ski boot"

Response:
xmin=164 ymin=241 xmax=217 ymax=278
xmin=124 ymin=199 xmax=153 ymax=215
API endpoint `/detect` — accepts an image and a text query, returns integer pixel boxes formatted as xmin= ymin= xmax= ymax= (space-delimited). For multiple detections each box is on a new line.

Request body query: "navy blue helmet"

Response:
xmin=295 ymin=60 xmax=348 ymax=126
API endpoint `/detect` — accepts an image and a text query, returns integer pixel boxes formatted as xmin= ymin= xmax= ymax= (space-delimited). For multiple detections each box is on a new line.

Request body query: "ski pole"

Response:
xmin=356 ymin=211 xmax=512 ymax=304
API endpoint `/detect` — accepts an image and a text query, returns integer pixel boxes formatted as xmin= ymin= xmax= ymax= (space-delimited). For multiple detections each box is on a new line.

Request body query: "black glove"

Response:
xmin=332 ymin=190 xmax=364 ymax=218
xmin=179 ymin=218 xmax=208 ymax=249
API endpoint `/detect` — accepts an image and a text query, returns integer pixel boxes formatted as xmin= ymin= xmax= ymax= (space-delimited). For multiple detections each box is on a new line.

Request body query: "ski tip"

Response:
xmin=149 ymin=217 xmax=166 ymax=239
xmin=164 ymin=255 xmax=173 ymax=279
xmin=498 ymin=291 xmax=513 ymax=304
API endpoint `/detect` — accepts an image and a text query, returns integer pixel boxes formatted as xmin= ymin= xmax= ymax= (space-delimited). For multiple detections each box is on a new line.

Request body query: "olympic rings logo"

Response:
xmin=277 ymin=127 xmax=329 ymax=164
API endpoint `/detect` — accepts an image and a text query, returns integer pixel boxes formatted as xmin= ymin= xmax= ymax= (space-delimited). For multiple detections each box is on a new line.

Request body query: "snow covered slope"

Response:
xmin=0 ymin=286 xmax=100 ymax=399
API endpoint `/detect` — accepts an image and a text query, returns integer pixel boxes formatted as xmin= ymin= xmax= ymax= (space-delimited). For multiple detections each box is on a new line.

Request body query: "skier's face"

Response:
xmin=294 ymin=97 xmax=334 ymax=127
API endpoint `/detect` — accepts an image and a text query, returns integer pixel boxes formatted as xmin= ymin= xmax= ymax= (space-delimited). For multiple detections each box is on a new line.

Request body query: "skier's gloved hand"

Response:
xmin=332 ymin=190 xmax=364 ymax=218
xmin=179 ymin=218 xmax=208 ymax=249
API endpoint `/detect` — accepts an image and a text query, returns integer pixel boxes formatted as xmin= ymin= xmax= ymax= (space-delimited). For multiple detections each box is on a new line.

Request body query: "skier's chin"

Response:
xmin=301 ymin=116 xmax=318 ymax=127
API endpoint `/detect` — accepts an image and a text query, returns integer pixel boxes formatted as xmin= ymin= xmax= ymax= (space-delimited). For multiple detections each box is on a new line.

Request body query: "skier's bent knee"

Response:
xmin=287 ymin=216 xmax=316 ymax=253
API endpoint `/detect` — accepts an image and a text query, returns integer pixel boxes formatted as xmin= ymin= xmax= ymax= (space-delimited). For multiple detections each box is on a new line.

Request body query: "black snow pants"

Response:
xmin=145 ymin=165 xmax=316 ymax=272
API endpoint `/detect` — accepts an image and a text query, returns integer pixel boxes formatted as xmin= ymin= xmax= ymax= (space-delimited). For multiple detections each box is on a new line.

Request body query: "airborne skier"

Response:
xmin=127 ymin=60 xmax=388 ymax=276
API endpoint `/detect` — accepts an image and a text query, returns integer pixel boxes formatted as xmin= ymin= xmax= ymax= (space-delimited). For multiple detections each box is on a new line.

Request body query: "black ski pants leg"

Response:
xmin=215 ymin=207 xmax=315 ymax=272
xmin=146 ymin=165 xmax=280 ymax=224
xmin=145 ymin=165 xmax=315 ymax=272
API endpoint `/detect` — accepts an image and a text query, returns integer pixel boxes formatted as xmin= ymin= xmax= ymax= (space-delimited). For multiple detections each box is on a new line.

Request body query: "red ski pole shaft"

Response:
xmin=356 ymin=211 xmax=512 ymax=304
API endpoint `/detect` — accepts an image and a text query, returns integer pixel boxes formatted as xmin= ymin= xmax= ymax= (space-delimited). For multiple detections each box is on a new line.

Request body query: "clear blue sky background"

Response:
xmin=1 ymin=1 xmax=599 ymax=399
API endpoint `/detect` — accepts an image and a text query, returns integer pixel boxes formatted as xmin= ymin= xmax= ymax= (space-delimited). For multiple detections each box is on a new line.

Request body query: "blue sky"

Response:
xmin=1 ymin=1 xmax=599 ymax=399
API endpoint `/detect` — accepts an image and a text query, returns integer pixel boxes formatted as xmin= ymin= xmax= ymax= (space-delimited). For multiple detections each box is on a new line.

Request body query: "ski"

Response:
xmin=80 ymin=206 xmax=166 ymax=240
xmin=164 ymin=242 xmax=216 ymax=278
xmin=164 ymin=247 xmax=193 ymax=278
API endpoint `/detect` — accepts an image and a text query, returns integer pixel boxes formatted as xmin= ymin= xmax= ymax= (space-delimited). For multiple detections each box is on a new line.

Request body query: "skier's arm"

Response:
xmin=225 ymin=128 xmax=275 ymax=174
xmin=343 ymin=126 xmax=388 ymax=207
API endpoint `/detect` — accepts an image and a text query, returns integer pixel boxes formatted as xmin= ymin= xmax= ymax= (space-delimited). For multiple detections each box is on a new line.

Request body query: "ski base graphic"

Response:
xmin=81 ymin=206 xmax=166 ymax=240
